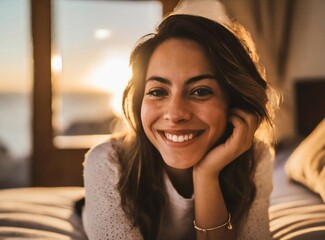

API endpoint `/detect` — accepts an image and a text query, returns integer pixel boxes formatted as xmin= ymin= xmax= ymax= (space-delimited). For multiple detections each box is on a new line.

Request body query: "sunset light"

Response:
xmin=94 ymin=28 xmax=112 ymax=40
xmin=88 ymin=58 xmax=132 ymax=115
xmin=51 ymin=55 xmax=62 ymax=73
xmin=48 ymin=0 xmax=162 ymax=135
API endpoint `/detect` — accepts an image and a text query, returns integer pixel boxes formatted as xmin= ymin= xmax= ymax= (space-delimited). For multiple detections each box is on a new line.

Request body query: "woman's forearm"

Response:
xmin=193 ymin=169 xmax=236 ymax=240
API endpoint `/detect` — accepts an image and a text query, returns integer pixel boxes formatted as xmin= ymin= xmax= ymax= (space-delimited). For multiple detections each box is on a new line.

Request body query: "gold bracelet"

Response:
xmin=193 ymin=213 xmax=233 ymax=234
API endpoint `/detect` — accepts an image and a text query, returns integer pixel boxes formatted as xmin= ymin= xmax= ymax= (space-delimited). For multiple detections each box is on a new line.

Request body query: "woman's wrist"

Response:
xmin=193 ymin=162 xmax=221 ymax=180
xmin=193 ymin=166 xmax=221 ymax=193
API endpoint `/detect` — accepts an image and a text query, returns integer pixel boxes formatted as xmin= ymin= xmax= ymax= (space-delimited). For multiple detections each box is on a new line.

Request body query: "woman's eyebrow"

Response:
xmin=185 ymin=74 xmax=217 ymax=85
xmin=145 ymin=74 xmax=217 ymax=85
xmin=145 ymin=76 xmax=171 ymax=85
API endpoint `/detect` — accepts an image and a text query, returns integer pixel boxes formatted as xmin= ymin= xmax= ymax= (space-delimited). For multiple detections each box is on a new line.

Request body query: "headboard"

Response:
xmin=295 ymin=79 xmax=325 ymax=136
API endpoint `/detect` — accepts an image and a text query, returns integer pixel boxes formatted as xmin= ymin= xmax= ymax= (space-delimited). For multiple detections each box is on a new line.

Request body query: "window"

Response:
xmin=52 ymin=0 xmax=162 ymax=148
xmin=0 ymin=0 xmax=32 ymax=188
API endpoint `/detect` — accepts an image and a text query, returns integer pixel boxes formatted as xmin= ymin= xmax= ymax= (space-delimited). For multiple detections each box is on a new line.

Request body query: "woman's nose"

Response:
xmin=163 ymin=97 xmax=192 ymax=123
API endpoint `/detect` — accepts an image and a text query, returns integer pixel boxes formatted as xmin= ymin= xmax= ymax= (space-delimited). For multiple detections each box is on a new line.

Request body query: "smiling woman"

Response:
xmin=81 ymin=2 xmax=279 ymax=239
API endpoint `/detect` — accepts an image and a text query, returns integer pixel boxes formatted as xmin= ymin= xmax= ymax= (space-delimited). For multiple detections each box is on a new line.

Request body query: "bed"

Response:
xmin=269 ymin=79 xmax=325 ymax=239
xmin=0 ymin=187 xmax=87 ymax=239
xmin=270 ymin=136 xmax=325 ymax=239
xmin=0 ymin=80 xmax=324 ymax=239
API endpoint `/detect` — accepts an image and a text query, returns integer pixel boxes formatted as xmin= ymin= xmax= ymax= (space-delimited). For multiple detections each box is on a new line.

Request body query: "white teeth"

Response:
xmin=189 ymin=133 xmax=193 ymax=140
xmin=164 ymin=132 xmax=196 ymax=143
xmin=178 ymin=135 xmax=184 ymax=142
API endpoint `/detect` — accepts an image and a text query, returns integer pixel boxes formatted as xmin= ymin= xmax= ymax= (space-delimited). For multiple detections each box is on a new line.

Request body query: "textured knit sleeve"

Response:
xmin=237 ymin=143 xmax=274 ymax=240
xmin=82 ymin=142 xmax=143 ymax=240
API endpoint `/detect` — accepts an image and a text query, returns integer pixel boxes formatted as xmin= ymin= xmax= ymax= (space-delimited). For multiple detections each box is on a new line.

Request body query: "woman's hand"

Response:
xmin=193 ymin=109 xmax=259 ymax=240
xmin=194 ymin=109 xmax=259 ymax=177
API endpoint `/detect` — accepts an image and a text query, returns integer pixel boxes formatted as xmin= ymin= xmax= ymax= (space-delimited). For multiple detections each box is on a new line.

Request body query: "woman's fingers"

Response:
xmin=229 ymin=109 xmax=259 ymax=130
xmin=227 ymin=109 xmax=259 ymax=154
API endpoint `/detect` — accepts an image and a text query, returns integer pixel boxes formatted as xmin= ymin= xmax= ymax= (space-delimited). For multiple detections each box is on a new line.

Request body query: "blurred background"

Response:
xmin=0 ymin=0 xmax=324 ymax=188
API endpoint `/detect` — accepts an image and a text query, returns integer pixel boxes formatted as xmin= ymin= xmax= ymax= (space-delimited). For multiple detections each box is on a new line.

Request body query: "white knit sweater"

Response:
xmin=82 ymin=141 xmax=273 ymax=240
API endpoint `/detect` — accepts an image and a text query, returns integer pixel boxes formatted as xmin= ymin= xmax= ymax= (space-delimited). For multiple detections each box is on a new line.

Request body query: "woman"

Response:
xmin=82 ymin=13 xmax=278 ymax=240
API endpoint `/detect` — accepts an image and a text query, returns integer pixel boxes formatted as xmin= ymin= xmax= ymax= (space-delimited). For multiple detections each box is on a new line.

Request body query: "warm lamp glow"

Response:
xmin=94 ymin=28 xmax=112 ymax=40
xmin=88 ymin=58 xmax=132 ymax=116
xmin=51 ymin=55 xmax=62 ymax=73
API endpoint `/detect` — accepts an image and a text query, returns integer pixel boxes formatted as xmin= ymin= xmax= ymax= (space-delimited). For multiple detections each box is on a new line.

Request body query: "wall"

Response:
xmin=277 ymin=0 xmax=325 ymax=140
xmin=222 ymin=0 xmax=325 ymax=141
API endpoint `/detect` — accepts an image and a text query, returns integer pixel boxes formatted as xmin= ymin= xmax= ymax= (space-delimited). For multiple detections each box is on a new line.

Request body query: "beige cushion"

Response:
xmin=285 ymin=119 xmax=325 ymax=202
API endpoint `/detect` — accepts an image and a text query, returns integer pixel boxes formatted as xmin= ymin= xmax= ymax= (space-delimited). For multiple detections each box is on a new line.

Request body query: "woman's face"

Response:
xmin=141 ymin=38 xmax=228 ymax=169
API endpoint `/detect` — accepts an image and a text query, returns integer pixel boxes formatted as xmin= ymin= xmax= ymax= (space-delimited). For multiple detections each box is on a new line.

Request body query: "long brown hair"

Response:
xmin=118 ymin=14 xmax=278 ymax=239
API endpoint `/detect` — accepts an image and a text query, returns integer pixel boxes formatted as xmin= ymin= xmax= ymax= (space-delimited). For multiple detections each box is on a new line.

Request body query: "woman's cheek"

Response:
xmin=140 ymin=100 xmax=156 ymax=133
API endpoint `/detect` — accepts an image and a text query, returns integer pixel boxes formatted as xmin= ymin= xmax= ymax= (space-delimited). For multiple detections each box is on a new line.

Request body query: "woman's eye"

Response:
xmin=146 ymin=89 xmax=167 ymax=97
xmin=192 ymin=88 xmax=213 ymax=97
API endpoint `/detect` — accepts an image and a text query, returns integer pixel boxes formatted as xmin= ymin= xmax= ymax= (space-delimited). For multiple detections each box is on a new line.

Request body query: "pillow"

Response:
xmin=285 ymin=119 xmax=325 ymax=202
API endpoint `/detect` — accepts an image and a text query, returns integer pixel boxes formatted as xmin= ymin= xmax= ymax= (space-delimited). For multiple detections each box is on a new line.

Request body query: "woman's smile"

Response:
xmin=158 ymin=129 xmax=204 ymax=144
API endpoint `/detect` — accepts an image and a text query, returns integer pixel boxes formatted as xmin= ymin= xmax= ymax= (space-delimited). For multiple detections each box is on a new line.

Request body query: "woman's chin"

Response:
xmin=162 ymin=156 xmax=200 ymax=170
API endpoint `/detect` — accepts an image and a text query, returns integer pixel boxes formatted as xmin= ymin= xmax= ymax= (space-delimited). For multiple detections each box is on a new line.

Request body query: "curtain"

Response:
xmin=220 ymin=0 xmax=297 ymax=85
